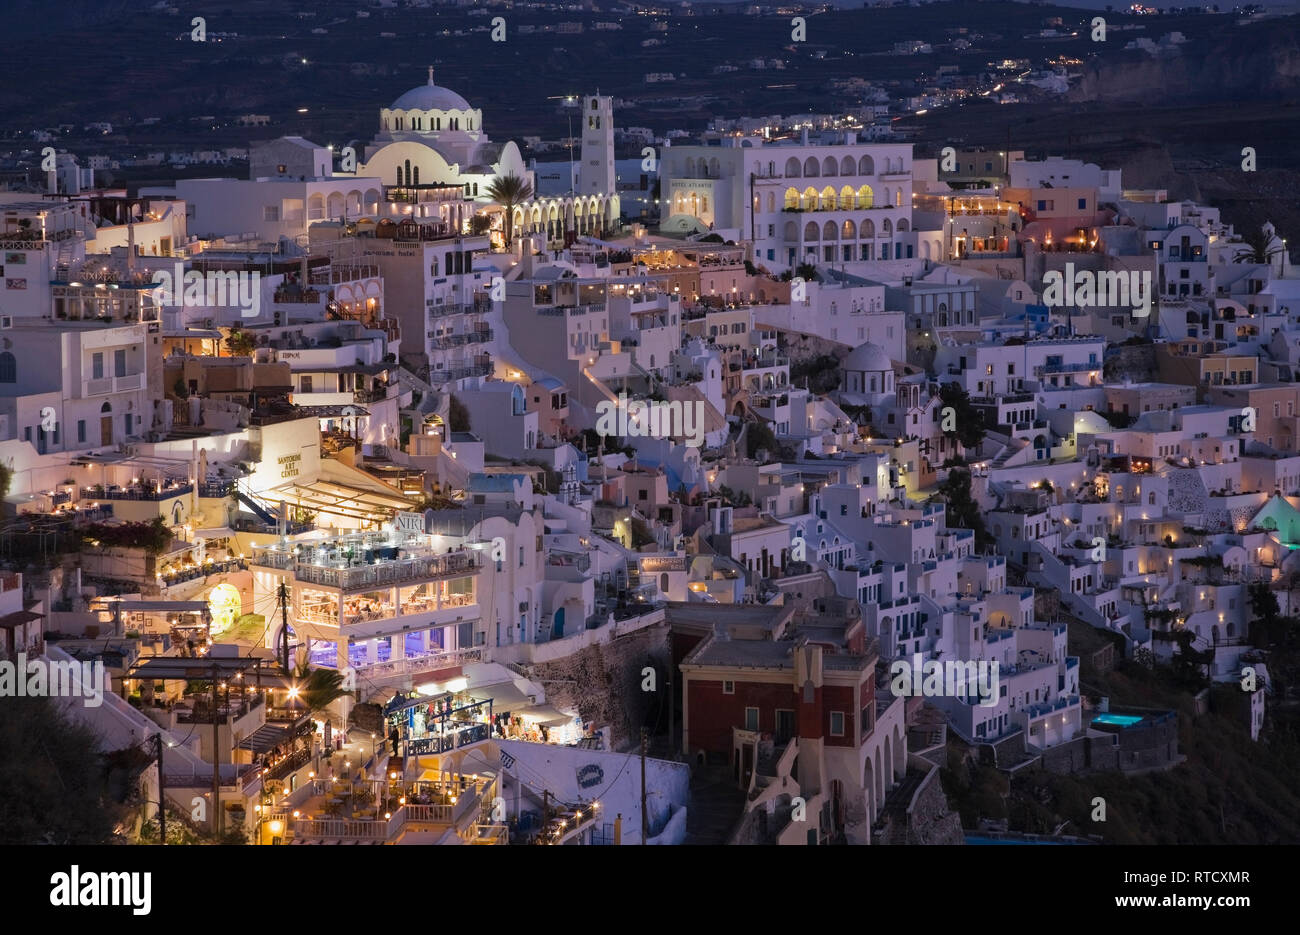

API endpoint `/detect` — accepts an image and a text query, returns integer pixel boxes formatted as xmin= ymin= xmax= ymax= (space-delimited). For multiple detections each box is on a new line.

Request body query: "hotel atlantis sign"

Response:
xmin=279 ymin=453 xmax=302 ymax=479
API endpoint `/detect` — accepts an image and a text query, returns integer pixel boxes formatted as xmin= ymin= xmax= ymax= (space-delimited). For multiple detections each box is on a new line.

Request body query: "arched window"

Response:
xmin=413 ymin=166 xmax=419 ymax=186
xmin=0 ymin=352 xmax=14 ymax=383
xmin=101 ymin=401 xmax=112 ymax=413
xmin=803 ymin=157 xmax=820 ymax=178
xmin=785 ymin=157 xmax=801 ymax=178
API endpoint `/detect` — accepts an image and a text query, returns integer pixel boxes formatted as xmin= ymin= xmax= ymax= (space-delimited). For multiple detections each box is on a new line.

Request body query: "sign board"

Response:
xmin=395 ymin=511 xmax=424 ymax=534
xmin=576 ymin=764 xmax=605 ymax=789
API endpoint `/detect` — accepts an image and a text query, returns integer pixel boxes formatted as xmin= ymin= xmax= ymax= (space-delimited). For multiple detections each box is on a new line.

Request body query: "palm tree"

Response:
xmin=292 ymin=664 xmax=348 ymax=716
xmin=486 ymin=173 xmax=534 ymax=247
xmin=1232 ymin=225 xmax=1286 ymax=265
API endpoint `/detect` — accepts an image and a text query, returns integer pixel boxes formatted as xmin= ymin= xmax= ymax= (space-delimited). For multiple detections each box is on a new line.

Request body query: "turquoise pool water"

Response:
xmin=1092 ymin=713 xmax=1143 ymax=727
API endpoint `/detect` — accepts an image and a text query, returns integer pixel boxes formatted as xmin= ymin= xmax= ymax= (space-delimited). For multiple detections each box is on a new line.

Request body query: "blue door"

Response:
xmin=552 ymin=607 xmax=565 ymax=639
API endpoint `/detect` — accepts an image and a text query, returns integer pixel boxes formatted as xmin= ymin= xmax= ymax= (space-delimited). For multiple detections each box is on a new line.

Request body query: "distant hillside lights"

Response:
xmin=151 ymin=263 xmax=261 ymax=318
xmin=1042 ymin=262 xmax=1151 ymax=319
xmin=595 ymin=392 xmax=706 ymax=448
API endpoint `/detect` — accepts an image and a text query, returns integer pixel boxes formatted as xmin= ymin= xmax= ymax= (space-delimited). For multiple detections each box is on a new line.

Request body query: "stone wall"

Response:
xmin=517 ymin=621 xmax=672 ymax=751
xmin=903 ymin=766 xmax=966 ymax=845
xmin=1103 ymin=343 xmax=1157 ymax=383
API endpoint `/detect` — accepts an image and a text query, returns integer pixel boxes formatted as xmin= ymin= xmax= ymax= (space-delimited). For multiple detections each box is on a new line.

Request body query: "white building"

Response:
xmin=658 ymin=134 xmax=919 ymax=270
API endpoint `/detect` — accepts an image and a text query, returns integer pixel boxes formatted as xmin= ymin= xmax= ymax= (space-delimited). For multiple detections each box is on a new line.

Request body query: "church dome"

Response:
xmin=843 ymin=342 xmax=892 ymax=372
xmin=391 ymin=71 xmax=473 ymax=112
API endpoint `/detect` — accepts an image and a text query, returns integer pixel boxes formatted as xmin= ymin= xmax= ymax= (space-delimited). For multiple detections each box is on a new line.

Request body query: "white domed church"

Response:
xmin=358 ymin=69 xmax=619 ymax=241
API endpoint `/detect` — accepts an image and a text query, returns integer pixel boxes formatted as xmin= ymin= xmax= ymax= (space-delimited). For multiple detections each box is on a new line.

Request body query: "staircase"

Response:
xmin=235 ymin=479 xmax=279 ymax=527
xmin=55 ymin=240 xmax=76 ymax=280
xmin=991 ymin=438 xmax=1027 ymax=468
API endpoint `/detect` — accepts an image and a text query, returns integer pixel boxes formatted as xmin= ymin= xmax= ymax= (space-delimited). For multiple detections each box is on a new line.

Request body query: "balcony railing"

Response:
xmin=84 ymin=372 xmax=145 ymax=396
xmin=251 ymin=548 xmax=480 ymax=591
xmin=357 ymin=646 xmax=484 ymax=680
xmin=406 ymin=722 xmax=490 ymax=756
xmin=430 ymin=330 xmax=493 ymax=350
xmin=85 ymin=482 xmax=193 ymax=501
xmin=353 ymin=385 xmax=390 ymax=404
xmin=309 ymin=265 xmax=380 ymax=285
xmin=427 ymin=297 xmax=492 ymax=316
xmin=429 ymin=361 xmax=492 ymax=383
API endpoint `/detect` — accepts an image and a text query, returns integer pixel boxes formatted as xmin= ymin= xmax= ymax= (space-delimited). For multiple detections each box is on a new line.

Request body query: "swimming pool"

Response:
xmin=1092 ymin=713 xmax=1143 ymax=727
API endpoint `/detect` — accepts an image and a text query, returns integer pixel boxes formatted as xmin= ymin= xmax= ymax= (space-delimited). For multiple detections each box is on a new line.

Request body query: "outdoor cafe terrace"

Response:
xmin=251 ymin=534 xmax=481 ymax=592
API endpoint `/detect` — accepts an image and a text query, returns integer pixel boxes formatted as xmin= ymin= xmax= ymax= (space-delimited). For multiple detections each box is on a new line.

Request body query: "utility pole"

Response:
xmin=640 ymin=727 xmax=648 ymax=845
xmin=278 ymin=581 xmax=290 ymax=674
xmin=211 ymin=662 xmax=222 ymax=841
xmin=154 ymin=732 xmax=166 ymax=845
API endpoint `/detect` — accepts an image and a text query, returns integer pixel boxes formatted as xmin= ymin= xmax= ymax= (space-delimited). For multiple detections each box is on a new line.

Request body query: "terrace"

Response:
xmin=251 ymin=533 xmax=481 ymax=593
xmin=286 ymin=772 xmax=504 ymax=844
xmin=83 ymin=479 xmax=192 ymax=501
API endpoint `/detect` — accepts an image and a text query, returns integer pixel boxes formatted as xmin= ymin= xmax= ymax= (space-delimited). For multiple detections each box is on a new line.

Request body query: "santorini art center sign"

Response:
xmin=279 ymin=453 xmax=302 ymax=479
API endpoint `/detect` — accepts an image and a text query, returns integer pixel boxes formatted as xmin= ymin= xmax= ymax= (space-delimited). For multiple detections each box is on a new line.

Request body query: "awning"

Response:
xmin=0 ymin=610 xmax=42 ymax=630
xmin=467 ymin=679 xmax=536 ymax=710
xmin=236 ymin=722 xmax=295 ymax=755
xmin=193 ymin=526 xmax=236 ymax=540
xmin=273 ymin=479 xmax=411 ymax=524
xmin=517 ymin=703 xmax=577 ymax=726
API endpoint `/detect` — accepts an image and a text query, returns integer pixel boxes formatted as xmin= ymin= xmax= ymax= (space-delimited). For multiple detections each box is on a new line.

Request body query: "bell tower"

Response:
xmin=577 ymin=94 xmax=616 ymax=197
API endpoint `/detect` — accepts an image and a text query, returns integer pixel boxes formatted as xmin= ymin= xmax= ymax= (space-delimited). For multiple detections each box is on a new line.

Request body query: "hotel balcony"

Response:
xmin=429 ymin=360 xmax=492 ymax=384
xmin=82 ymin=372 xmax=144 ymax=397
xmin=427 ymin=296 xmax=492 ymax=317
xmin=429 ymin=329 xmax=493 ymax=350
xmin=353 ymin=384 xmax=392 ymax=404
xmin=308 ymin=264 xmax=381 ymax=286
xmin=84 ymin=480 xmax=192 ymax=501
xmin=296 ymin=591 xmax=479 ymax=636
xmin=536 ymin=303 xmax=604 ymax=317
xmin=251 ymin=542 xmax=481 ymax=593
